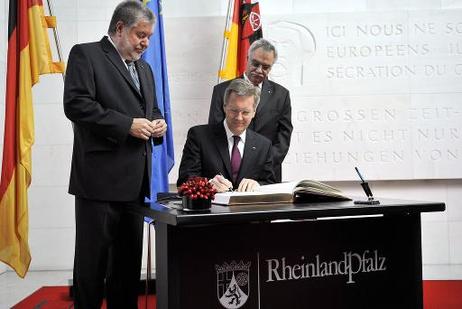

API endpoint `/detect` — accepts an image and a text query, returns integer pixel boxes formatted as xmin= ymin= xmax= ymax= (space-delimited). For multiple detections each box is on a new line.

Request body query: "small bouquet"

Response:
xmin=178 ymin=176 xmax=217 ymax=201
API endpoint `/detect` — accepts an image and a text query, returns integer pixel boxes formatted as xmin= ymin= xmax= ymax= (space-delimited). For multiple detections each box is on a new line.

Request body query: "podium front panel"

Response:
xmin=157 ymin=213 xmax=422 ymax=309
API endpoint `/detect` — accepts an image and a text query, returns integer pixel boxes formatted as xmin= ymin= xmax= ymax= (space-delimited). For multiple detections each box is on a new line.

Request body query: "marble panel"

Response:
xmin=162 ymin=0 xmax=224 ymax=17
xmin=52 ymin=1 xmax=78 ymax=22
xmin=421 ymin=221 xmax=450 ymax=264
xmin=165 ymin=17 xmax=223 ymax=100
xmin=77 ymin=21 xmax=110 ymax=43
xmin=32 ymin=75 xmax=64 ymax=105
xmin=261 ymin=0 xmax=294 ymax=15
xmin=449 ymin=221 xmax=462 ymax=263
xmin=34 ymin=103 xmax=74 ymax=146
xmin=28 ymin=227 xmax=75 ymax=270
xmin=31 ymin=145 xmax=72 ymax=187
xmin=28 ymin=186 xmax=74 ymax=229
xmin=261 ymin=10 xmax=462 ymax=180
xmin=54 ymin=21 xmax=78 ymax=61
xmin=442 ymin=0 xmax=462 ymax=8
xmin=423 ymin=264 xmax=462 ymax=279
xmin=169 ymin=98 xmax=211 ymax=183
xmin=0 ymin=0 xmax=5 ymax=22
xmin=367 ymin=0 xmax=442 ymax=10
xmin=446 ymin=180 xmax=462 ymax=221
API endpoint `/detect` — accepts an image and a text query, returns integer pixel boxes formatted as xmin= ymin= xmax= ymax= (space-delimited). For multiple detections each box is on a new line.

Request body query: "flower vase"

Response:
xmin=182 ymin=196 xmax=212 ymax=211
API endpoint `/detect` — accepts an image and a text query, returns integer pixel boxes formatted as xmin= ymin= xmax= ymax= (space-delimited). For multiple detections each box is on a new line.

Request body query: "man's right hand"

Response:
xmin=210 ymin=174 xmax=233 ymax=193
xmin=129 ymin=118 xmax=156 ymax=140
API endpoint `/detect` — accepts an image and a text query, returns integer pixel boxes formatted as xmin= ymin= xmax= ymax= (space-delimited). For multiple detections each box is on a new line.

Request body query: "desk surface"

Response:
xmin=135 ymin=197 xmax=445 ymax=226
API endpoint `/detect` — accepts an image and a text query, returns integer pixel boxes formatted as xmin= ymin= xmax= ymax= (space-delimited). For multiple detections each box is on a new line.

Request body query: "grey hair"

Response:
xmin=248 ymin=38 xmax=278 ymax=62
xmin=223 ymin=79 xmax=261 ymax=110
xmin=108 ymin=1 xmax=156 ymax=35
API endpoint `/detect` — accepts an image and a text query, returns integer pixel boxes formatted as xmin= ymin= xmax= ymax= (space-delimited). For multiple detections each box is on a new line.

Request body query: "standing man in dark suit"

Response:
xmin=208 ymin=38 xmax=293 ymax=182
xmin=178 ymin=79 xmax=275 ymax=192
xmin=63 ymin=1 xmax=167 ymax=308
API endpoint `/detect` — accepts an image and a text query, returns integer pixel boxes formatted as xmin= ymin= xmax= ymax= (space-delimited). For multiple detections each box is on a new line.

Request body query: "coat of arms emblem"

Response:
xmin=215 ymin=260 xmax=251 ymax=309
xmin=249 ymin=11 xmax=261 ymax=32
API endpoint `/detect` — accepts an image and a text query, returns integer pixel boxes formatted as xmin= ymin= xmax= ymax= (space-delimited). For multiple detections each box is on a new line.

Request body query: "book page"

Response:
xmin=256 ymin=181 xmax=298 ymax=193
xmin=213 ymin=189 xmax=293 ymax=205
xmin=295 ymin=180 xmax=340 ymax=192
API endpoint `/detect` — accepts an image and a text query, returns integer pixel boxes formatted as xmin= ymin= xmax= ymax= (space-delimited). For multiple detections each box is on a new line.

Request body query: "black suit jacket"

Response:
xmin=208 ymin=78 xmax=292 ymax=182
xmin=177 ymin=124 xmax=276 ymax=188
xmin=64 ymin=36 xmax=163 ymax=201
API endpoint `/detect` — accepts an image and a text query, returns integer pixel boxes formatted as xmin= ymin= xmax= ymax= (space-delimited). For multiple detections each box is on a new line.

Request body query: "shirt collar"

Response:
xmin=223 ymin=120 xmax=246 ymax=144
xmin=106 ymin=35 xmax=129 ymax=68
xmin=243 ymin=73 xmax=262 ymax=89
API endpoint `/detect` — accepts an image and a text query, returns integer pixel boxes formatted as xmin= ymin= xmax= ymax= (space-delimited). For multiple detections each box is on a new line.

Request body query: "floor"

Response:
xmin=0 ymin=270 xmax=72 ymax=308
xmin=2 ymin=265 xmax=462 ymax=308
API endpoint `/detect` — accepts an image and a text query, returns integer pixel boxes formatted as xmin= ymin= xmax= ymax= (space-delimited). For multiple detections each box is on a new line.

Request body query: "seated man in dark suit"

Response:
xmin=177 ymin=79 xmax=276 ymax=192
xmin=208 ymin=38 xmax=293 ymax=182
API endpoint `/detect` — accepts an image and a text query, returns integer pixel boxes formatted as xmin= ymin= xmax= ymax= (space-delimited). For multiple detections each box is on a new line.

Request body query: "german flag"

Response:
xmin=0 ymin=0 xmax=64 ymax=278
xmin=219 ymin=0 xmax=263 ymax=81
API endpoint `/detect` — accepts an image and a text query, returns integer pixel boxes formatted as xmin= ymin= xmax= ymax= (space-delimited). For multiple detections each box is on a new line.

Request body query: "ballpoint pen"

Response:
xmin=355 ymin=167 xmax=365 ymax=183
xmin=219 ymin=173 xmax=234 ymax=192
xmin=354 ymin=167 xmax=380 ymax=205
xmin=210 ymin=173 xmax=233 ymax=192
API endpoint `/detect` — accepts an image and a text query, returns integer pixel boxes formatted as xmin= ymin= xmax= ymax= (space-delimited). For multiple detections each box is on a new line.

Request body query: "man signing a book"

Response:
xmin=177 ymin=79 xmax=276 ymax=192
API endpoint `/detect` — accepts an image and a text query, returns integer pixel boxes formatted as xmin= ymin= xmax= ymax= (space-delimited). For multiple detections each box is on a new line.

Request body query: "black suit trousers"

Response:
xmin=73 ymin=197 xmax=144 ymax=309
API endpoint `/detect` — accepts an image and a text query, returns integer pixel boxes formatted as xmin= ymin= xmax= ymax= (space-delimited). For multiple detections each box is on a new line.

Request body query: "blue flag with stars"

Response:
xmin=142 ymin=0 xmax=174 ymax=204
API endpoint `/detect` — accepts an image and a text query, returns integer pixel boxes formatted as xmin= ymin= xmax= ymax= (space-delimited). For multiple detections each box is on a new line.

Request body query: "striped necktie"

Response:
xmin=126 ymin=61 xmax=140 ymax=91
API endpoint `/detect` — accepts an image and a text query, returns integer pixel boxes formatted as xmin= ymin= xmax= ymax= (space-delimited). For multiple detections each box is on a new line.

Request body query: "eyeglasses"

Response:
xmin=249 ymin=59 xmax=272 ymax=72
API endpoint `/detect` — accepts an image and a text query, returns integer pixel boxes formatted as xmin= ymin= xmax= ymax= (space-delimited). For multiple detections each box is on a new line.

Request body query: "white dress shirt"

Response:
xmin=106 ymin=35 xmax=130 ymax=69
xmin=223 ymin=120 xmax=246 ymax=159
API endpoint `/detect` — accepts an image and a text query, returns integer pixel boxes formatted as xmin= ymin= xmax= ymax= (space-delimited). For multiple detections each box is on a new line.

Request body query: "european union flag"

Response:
xmin=142 ymin=0 xmax=174 ymax=204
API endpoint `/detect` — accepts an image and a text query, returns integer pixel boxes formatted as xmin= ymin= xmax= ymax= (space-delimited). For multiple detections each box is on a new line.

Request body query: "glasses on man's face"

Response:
xmin=249 ymin=59 xmax=272 ymax=72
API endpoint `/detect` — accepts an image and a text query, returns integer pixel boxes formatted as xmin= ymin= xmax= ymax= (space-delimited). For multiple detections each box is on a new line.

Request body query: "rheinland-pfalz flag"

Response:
xmin=142 ymin=0 xmax=175 ymax=203
xmin=0 ymin=0 xmax=64 ymax=278
xmin=219 ymin=0 xmax=262 ymax=81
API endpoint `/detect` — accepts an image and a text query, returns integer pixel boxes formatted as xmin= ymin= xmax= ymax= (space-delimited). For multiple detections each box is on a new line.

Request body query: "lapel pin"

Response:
xmin=252 ymin=146 xmax=256 ymax=150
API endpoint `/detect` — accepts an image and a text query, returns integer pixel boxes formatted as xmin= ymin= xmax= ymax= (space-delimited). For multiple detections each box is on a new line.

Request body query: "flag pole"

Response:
xmin=45 ymin=0 xmax=65 ymax=81
xmin=218 ymin=0 xmax=234 ymax=83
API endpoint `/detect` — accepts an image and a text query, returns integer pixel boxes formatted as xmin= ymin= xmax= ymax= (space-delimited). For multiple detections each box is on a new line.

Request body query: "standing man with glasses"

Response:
xmin=209 ymin=38 xmax=293 ymax=182
xmin=63 ymin=1 xmax=167 ymax=308
xmin=179 ymin=79 xmax=275 ymax=192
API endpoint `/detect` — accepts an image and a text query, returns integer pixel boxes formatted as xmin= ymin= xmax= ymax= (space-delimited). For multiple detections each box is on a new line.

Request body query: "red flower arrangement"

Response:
xmin=178 ymin=176 xmax=217 ymax=200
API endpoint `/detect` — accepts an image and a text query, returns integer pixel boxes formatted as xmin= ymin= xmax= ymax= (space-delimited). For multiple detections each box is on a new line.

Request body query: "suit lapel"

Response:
xmin=137 ymin=62 xmax=153 ymax=117
xmin=101 ymin=37 xmax=142 ymax=99
xmin=253 ymin=79 xmax=273 ymax=131
xmin=256 ymin=79 xmax=272 ymax=114
xmin=213 ymin=124 xmax=233 ymax=179
xmin=237 ymin=130 xmax=258 ymax=182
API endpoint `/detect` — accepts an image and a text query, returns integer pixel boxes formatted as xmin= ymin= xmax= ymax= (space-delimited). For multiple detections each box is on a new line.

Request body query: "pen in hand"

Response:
xmin=210 ymin=173 xmax=233 ymax=192
xmin=219 ymin=173 xmax=234 ymax=192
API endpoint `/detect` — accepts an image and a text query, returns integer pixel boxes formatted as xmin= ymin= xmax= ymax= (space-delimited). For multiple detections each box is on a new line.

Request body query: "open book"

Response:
xmin=212 ymin=180 xmax=351 ymax=206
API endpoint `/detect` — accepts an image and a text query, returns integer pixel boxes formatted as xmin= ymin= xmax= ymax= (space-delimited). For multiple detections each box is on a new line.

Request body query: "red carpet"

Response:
xmin=12 ymin=281 xmax=462 ymax=308
xmin=12 ymin=286 xmax=156 ymax=309
xmin=423 ymin=280 xmax=462 ymax=309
